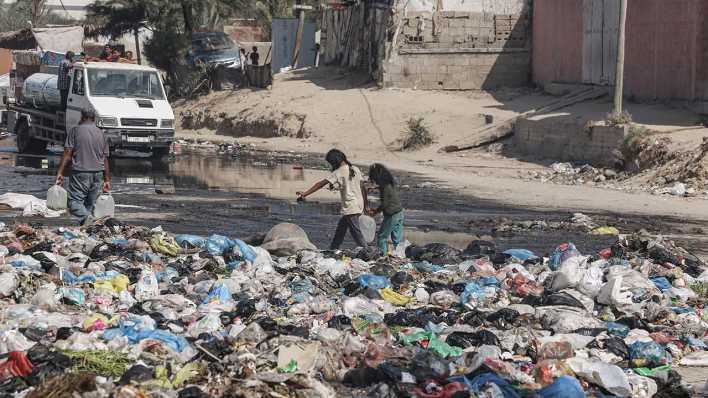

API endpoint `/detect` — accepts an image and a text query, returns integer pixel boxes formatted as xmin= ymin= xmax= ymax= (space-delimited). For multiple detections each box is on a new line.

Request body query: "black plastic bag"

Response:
xmin=463 ymin=240 xmax=496 ymax=256
xmin=119 ymin=364 xmax=154 ymax=385
xmin=343 ymin=367 xmax=384 ymax=387
xmin=486 ymin=308 xmax=520 ymax=330
xmin=410 ymin=350 xmax=450 ymax=381
xmin=543 ymin=292 xmax=586 ymax=310
xmin=445 ymin=330 xmax=500 ymax=348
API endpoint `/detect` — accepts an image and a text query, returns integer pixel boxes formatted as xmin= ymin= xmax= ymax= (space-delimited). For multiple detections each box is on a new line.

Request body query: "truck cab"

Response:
xmin=67 ymin=62 xmax=175 ymax=154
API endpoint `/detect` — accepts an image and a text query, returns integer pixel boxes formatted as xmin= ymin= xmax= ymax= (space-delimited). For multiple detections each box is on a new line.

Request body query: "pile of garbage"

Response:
xmin=0 ymin=219 xmax=707 ymax=397
xmin=526 ymin=162 xmax=623 ymax=187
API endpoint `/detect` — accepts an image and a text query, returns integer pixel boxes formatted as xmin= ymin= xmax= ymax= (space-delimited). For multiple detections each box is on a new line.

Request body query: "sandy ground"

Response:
xmin=174 ymin=67 xmax=708 ymax=229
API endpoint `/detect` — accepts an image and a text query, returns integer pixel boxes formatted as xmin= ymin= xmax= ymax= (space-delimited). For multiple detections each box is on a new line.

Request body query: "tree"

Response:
xmin=231 ymin=0 xmax=295 ymax=35
xmin=0 ymin=0 xmax=76 ymax=32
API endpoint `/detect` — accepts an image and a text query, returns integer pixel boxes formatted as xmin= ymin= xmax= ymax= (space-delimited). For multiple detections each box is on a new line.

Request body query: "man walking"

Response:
xmin=55 ymin=108 xmax=111 ymax=225
xmin=58 ymin=51 xmax=74 ymax=111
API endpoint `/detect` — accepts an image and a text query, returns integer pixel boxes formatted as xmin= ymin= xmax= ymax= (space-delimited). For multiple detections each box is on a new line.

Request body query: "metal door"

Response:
xmin=272 ymin=18 xmax=317 ymax=73
xmin=582 ymin=0 xmax=619 ymax=85
xmin=66 ymin=68 xmax=88 ymax=131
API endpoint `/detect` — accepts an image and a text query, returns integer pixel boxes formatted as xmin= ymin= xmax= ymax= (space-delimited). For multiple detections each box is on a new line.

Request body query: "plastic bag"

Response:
xmin=414 ymin=288 xmax=430 ymax=304
xmin=175 ymin=234 xmax=206 ymax=249
xmin=460 ymin=281 xmax=488 ymax=308
xmin=379 ymin=288 xmax=412 ymax=306
xmin=0 ymin=273 xmax=17 ymax=297
xmin=187 ymin=312 xmax=223 ymax=337
xmin=359 ymin=215 xmax=376 ymax=243
xmin=538 ymin=341 xmax=573 ymax=360
xmin=135 ymin=270 xmax=159 ymax=301
xmin=566 ymin=357 xmax=631 ymax=396
xmin=549 ymin=243 xmax=581 ymax=271
xmin=357 ymin=274 xmax=390 ymax=290
xmin=93 ymin=193 xmax=115 ymax=218
xmin=206 ymin=234 xmax=235 ymax=256
xmin=577 ymin=265 xmax=604 ymax=297
xmin=429 ymin=290 xmax=459 ymax=308
xmin=629 ymin=341 xmax=672 ymax=368
xmin=46 ymin=184 xmax=68 ymax=210
xmin=150 ymin=235 xmax=181 ymax=256
xmin=503 ymin=249 xmax=537 ymax=261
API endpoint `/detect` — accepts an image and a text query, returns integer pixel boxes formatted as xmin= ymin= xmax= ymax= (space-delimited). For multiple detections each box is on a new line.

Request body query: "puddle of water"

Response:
xmin=2 ymin=145 xmax=339 ymax=203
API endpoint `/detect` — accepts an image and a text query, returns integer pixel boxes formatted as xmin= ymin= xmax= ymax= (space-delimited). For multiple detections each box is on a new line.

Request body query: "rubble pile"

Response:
xmin=651 ymin=137 xmax=708 ymax=193
xmin=0 ymin=219 xmax=707 ymax=397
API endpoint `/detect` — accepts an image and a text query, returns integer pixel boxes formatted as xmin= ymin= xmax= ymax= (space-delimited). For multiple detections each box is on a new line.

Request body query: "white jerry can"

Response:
xmin=93 ymin=194 xmax=115 ymax=218
xmin=46 ymin=185 xmax=68 ymax=210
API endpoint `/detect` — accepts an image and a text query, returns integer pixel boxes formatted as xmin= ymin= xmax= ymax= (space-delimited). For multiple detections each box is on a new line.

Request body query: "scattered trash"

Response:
xmin=0 ymin=219 xmax=704 ymax=396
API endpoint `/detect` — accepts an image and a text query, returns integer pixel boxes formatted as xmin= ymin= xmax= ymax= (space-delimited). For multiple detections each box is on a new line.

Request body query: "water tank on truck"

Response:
xmin=22 ymin=73 xmax=61 ymax=109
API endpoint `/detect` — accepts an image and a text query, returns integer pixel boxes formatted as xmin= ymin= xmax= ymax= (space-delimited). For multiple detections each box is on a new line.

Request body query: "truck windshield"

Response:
xmin=87 ymin=69 xmax=165 ymax=100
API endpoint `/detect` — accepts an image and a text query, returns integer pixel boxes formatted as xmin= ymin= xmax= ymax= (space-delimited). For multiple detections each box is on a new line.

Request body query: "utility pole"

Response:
xmin=291 ymin=0 xmax=309 ymax=68
xmin=613 ymin=0 xmax=628 ymax=116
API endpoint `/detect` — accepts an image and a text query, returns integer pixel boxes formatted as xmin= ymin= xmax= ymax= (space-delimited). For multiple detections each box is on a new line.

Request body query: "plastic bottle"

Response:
xmin=93 ymin=194 xmax=115 ymax=218
xmin=46 ymin=185 xmax=68 ymax=210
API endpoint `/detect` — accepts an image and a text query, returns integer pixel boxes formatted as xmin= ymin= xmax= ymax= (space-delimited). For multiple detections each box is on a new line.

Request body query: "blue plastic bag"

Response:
xmin=233 ymin=239 xmax=256 ymax=263
xmin=503 ymin=249 xmax=537 ymax=261
xmin=549 ymin=243 xmax=581 ymax=270
xmin=537 ymin=376 xmax=585 ymax=398
xmin=477 ymin=276 xmax=499 ymax=286
xmin=206 ymin=234 xmax=235 ymax=256
xmin=650 ymin=277 xmax=671 ymax=292
xmin=451 ymin=373 xmax=521 ymax=398
xmin=606 ymin=322 xmax=630 ymax=338
xmin=460 ymin=281 xmax=487 ymax=306
xmin=175 ymin=234 xmax=206 ymax=248
xmin=357 ymin=274 xmax=390 ymax=290
xmin=104 ymin=319 xmax=190 ymax=352
xmin=203 ymin=283 xmax=233 ymax=305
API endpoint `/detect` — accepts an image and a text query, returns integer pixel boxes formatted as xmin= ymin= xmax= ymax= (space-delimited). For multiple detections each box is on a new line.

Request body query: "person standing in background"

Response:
xmin=250 ymin=46 xmax=260 ymax=66
xmin=57 ymin=51 xmax=74 ymax=111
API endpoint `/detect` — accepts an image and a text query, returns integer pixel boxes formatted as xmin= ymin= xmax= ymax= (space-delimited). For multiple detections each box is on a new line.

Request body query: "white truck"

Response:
xmin=3 ymin=61 xmax=175 ymax=156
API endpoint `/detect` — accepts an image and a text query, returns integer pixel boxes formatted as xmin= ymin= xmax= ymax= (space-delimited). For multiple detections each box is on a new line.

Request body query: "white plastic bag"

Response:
xmin=135 ymin=270 xmax=159 ymax=301
xmin=577 ymin=265 xmax=604 ymax=297
xmin=46 ymin=185 xmax=68 ymax=210
xmin=0 ymin=273 xmax=17 ymax=297
xmin=93 ymin=194 xmax=115 ymax=218
xmin=359 ymin=215 xmax=376 ymax=244
xmin=567 ymin=357 xmax=631 ymax=396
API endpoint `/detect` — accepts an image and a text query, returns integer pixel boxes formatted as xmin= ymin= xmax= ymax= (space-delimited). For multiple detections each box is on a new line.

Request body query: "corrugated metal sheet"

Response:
xmin=533 ymin=0 xmax=708 ymax=101
xmin=271 ymin=18 xmax=317 ymax=73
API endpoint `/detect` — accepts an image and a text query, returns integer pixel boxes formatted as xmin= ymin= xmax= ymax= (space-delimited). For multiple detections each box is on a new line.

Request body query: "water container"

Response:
xmin=46 ymin=185 xmax=68 ymax=210
xmin=22 ymin=73 xmax=61 ymax=109
xmin=93 ymin=194 xmax=115 ymax=218
xmin=359 ymin=215 xmax=376 ymax=243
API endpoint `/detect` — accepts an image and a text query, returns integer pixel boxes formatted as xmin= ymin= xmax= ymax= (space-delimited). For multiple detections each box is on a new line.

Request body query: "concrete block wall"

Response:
xmin=383 ymin=50 xmax=529 ymax=90
xmin=513 ymin=116 xmax=628 ymax=167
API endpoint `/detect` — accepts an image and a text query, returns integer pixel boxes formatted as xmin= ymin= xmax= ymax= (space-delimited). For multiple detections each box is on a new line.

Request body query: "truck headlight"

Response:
xmin=161 ymin=119 xmax=174 ymax=128
xmin=97 ymin=117 xmax=118 ymax=128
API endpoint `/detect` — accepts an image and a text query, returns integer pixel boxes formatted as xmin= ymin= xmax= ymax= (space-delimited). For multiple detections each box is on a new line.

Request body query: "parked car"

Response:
xmin=187 ymin=32 xmax=241 ymax=69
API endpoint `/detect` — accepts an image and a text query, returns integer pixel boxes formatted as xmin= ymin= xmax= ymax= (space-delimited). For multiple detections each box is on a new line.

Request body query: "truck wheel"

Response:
xmin=151 ymin=147 xmax=171 ymax=158
xmin=15 ymin=122 xmax=47 ymax=154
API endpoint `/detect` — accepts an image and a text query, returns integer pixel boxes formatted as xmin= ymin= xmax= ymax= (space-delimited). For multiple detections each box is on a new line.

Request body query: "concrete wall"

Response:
xmin=513 ymin=115 xmax=628 ymax=167
xmin=407 ymin=0 xmax=526 ymax=13
xmin=532 ymin=0 xmax=708 ymax=102
xmin=383 ymin=2 xmax=531 ymax=90
xmin=384 ymin=49 xmax=529 ymax=89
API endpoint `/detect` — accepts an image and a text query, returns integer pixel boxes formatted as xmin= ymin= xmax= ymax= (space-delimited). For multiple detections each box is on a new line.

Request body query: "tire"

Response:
xmin=15 ymin=122 xmax=47 ymax=154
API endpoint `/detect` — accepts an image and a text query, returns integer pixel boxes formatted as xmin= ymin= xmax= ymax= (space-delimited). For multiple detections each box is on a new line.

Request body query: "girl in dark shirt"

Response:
xmin=368 ymin=163 xmax=404 ymax=256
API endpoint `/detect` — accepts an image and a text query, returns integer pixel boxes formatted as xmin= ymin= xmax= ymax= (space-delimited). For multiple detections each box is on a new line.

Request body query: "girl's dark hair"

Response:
xmin=369 ymin=163 xmax=395 ymax=187
xmin=325 ymin=149 xmax=355 ymax=178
